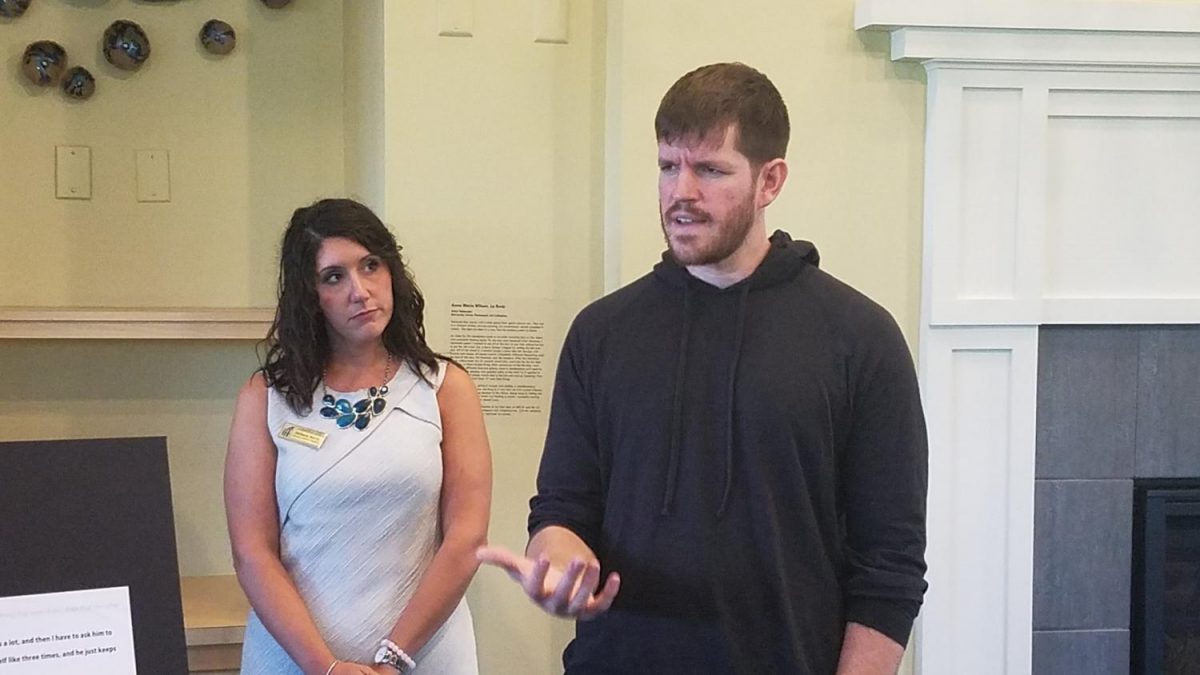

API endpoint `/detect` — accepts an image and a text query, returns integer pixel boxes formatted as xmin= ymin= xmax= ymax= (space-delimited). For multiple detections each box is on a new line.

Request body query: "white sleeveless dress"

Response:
xmin=239 ymin=361 xmax=478 ymax=674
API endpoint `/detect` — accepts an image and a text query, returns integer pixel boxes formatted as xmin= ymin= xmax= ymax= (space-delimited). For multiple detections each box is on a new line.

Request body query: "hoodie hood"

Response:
xmin=652 ymin=229 xmax=820 ymax=290
xmin=651 ymin=230 xmax=820 ymax=518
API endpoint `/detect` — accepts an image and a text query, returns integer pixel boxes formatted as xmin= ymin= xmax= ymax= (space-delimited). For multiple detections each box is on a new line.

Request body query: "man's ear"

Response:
xmin=756 ymin=158 xmax=788 ymax=209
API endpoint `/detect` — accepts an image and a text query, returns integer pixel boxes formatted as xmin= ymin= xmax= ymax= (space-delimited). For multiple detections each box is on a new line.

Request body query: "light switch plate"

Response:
xmin=437 ymin=0 xmax=474 ymax=37
xmin=533 ymin=0 xmax=569 ymax=44
xmin=55 ymin=146 xmax=92 ymax=200
xmin=136 ymin=149 xmax=170 ymax=203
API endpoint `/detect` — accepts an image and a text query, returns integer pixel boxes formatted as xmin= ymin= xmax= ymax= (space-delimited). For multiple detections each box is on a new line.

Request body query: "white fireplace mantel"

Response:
xmin=857 ymin=0 xmax=1200 ymax=33
xmin=856 ymin=2 xmax=1200 ymax=674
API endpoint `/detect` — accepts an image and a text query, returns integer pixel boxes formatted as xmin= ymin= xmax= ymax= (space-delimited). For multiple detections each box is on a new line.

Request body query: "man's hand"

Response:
xmin=476 ymin=546 xmax=620 ymax=620
xmin=834 ymin=622 xmax=905 ymax=675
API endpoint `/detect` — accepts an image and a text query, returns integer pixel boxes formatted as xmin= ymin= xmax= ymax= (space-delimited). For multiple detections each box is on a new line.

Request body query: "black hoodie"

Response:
xmin=529 ymin=231 xmax=928 ymax=675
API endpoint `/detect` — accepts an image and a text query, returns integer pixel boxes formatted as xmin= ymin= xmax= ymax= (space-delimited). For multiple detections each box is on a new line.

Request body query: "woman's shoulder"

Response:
xmin=236 ymin=371 xmax=269 ymax=405
xmin=235 ymin=371 xmax=294 ymax=418
xmin=229 ymin=372 xmax=273 ymax=435
xmin=243 ymin=370 xmax=269 ymax=391
xmin=412 ymin=357 xmax=458 ymax=391
xmin=434 ymin=360 xmax=481 ymax=409
xmin=438 ymin=359 xmax=469 ymax=388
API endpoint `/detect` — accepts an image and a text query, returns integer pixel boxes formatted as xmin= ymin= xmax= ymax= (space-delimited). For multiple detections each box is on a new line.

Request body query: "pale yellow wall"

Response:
xmin=371 ymin=2 xmax=605 ymax=671
xmin=0 ymin=1 xmax=346 ymax=575
xmin=606 ymin=0 xmax=926 ymax=343
xmin=0 ymin=0 xmax=344 ymax=309
xmin=1 ymin=1 xmax=925 ymax=673
xmin=343 ymin=0 xmax=385 ymax=212
xmin=0 ymin=340 xmax=259 ymax=576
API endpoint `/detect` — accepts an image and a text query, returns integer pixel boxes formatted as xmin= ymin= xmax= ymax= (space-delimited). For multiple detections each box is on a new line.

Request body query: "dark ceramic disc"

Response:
xmin=21 ymin=40 xmax=66 ymax=86
xmin=62 ymin=66 xmax=96 ymax=100
xmin=200 ymin=19 xmax=236 ymax=55
xmin=103 ymin=20 xmax=151 ymax=71
xmin=0 ymin=0 xmax=32 ymax=19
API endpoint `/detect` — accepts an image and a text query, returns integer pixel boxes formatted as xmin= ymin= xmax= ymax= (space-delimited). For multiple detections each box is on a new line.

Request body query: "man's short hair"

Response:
xmin=655 ymin=62 xmax=790 ymax=167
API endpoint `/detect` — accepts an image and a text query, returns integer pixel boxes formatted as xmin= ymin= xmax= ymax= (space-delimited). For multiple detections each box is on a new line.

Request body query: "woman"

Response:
xmin=225 ymin=198 xmax=491 ymax=675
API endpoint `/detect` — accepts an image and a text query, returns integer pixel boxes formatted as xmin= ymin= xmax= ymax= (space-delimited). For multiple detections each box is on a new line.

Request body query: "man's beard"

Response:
xmin=660 ymin=190 xmax=757 ymax=266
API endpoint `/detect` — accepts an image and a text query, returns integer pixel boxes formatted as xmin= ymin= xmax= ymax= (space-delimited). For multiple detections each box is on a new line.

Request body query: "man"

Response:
xmin=479 ymin=62 xmax=928 ymax=675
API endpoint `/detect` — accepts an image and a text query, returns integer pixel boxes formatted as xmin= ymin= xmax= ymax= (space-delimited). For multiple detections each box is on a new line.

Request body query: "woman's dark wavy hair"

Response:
xmin=260 ymin=198 xmax=442 ymax=414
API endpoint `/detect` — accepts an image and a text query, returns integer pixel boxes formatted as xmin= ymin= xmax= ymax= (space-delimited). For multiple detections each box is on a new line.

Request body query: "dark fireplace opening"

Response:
xmin=1133 ymin=480 xmax=1200 ymax=675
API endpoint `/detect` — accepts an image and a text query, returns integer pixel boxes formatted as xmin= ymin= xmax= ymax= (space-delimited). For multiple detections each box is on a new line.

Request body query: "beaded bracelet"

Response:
xmin=374 ymin=638 xmax=417 ymax=673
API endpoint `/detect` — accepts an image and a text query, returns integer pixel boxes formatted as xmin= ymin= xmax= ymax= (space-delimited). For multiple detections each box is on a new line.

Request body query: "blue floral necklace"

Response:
xmin=319 ymin=353 xmax=393 ymax=431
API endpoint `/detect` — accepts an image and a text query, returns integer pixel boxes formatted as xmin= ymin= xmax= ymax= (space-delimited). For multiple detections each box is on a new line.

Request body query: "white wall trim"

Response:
xmin=926 ymin=69 xmax=1200 ymax=327
xmin=884 ymin=27 xmax=1200 ymax=68
xmin=856 ymin=0 xmax=1200 ymax=35
xmin=858 ymin=2 xmax=1200 ymax=673
xmin=917 ymin=326 xmax=1037 ymax=675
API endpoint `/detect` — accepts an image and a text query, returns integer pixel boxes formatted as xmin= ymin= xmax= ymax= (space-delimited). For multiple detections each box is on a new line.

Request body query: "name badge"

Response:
xmin=278 ymin=424 xmax=327 ymax=449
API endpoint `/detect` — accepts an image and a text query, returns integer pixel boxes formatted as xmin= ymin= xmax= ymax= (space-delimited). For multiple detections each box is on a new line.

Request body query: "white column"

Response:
xmin=918 ymin=326 xmax=1037 ymax=675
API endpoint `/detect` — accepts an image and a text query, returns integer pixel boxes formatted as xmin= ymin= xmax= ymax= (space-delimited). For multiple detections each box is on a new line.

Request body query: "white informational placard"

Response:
xmin=0 ymin=587 xmax=137 ymax=674
xmin=447 ymin=299 xmax=553 ymax=417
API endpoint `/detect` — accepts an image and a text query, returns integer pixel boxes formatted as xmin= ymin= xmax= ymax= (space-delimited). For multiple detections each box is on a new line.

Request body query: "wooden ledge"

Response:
xmin=180 ymin=575 xmax=249 ymax=647
xmin=0 ymin=307 xmax=273 ymax=340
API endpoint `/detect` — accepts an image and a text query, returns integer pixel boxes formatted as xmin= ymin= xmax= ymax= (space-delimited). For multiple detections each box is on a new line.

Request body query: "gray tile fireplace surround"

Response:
xmin=1033 ymin=326 xmax=1200 ymax=675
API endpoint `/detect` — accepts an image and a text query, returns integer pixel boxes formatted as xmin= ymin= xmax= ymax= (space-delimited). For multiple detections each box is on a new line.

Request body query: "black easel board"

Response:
xmin=0 ymin=437 xmax=188 ymax=674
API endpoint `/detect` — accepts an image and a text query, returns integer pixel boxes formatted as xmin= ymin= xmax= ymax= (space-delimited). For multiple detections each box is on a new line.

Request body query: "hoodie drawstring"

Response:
xmin=653 ymin=232 xmax=816 ymax=520
xmin=661 ymin=281 xmax=749 ymax=518
xmin=716 ymin=283 xmax=750 ymax=518
xmin=661 ymin=284 xmax=691 ymax=515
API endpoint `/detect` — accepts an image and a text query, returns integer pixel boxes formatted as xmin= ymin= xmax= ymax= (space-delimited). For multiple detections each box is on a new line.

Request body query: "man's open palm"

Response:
xmin=476 ymin=546 xmax=620 ymax=620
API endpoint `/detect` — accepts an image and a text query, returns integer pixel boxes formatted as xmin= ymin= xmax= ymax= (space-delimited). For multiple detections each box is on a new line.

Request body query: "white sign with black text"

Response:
xmin=0 ymin=587 xmax=136 ymax=673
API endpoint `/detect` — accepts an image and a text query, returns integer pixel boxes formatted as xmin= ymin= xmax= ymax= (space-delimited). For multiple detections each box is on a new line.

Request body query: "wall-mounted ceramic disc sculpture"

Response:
xmin=62 ymin=66 xmax=95 ymax=100
xmin=0 ymin=0 xmax=33 ymax=19
xmin=103 ymin=20 xmax=151 ymax=70
xmin=200 ymin=19 xmax=236 ymax=55
xmin=22 ymin=40 xmax=66 ymax=86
